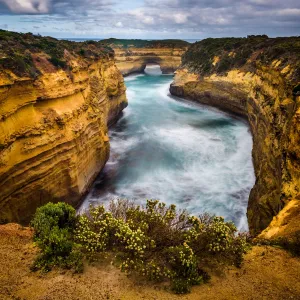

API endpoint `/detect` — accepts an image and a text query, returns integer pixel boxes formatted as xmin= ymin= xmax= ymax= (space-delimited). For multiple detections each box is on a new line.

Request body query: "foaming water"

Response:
xmin=81 ymin=65 xmax=255 ymax=231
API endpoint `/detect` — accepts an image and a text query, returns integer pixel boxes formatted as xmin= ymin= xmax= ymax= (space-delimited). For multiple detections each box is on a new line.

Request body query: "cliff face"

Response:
xmin=170 ymin=37 xmax=300 ymax=235
xmin=0 ymin=31 xmax=127 ymax=224
xmin=100 ymin=39 xmax=189 ymax=76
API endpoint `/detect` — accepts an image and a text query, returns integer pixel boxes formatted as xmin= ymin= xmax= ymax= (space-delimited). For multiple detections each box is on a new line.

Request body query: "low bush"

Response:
xmin=31 ymin=202 xmax=83 ymax=272
xmin=48 ymin=56 xmax=67 ymax=68
xmin=257 ymin=231 xmax=300 ymax=257
xmin=280 ymin=232 xmax=300 ymax=256
xmin=31 ymin=200 xmax=249 ymax=293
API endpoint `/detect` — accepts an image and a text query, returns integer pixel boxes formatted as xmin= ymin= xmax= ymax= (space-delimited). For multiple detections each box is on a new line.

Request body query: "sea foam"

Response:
xmin=81 ymin=65 xmax=255 ymax=231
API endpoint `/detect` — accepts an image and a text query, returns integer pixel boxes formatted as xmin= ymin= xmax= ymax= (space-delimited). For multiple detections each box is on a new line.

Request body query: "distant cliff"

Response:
xmin=100 ymin=38 xmax=189 ymax=75
xmin=0 ymin=31 xmax=127 ymax=223
xmin=170 ymin=36 xmax=300 ymax=235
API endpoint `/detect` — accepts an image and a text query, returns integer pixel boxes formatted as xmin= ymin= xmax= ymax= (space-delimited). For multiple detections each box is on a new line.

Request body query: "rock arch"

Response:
xmin=112 ymin=46 xmax=188 ymax=76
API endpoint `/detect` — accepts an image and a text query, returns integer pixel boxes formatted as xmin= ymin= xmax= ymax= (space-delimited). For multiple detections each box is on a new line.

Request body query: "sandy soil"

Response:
xmin=0 ymin=223 xmax=300 ymax=300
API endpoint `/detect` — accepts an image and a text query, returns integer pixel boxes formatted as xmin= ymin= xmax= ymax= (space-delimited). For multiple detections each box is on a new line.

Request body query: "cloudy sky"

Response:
xmin=0 ymin=0 xmax=299 ymax=39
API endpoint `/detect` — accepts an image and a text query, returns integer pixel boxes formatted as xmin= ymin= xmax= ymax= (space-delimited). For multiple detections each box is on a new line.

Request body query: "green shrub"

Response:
xmin=48 ymin=56 xmax=67 ymax=68
xmin=167 ymin=244 xmax=203 ymax=293
xmin=31 ymin=202 xmax=82 ymax=272
xmin=79 ymin=48 xmax=85 ymax=56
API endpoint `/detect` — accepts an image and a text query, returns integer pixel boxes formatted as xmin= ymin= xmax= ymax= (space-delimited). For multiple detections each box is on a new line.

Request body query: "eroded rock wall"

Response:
xmin=113 ymin=47 xmax=187 ymax=75
xmin=100 ymin=39 xmax=189 ymax=76
xmin=0 ymin=34 xmax=127 ymax=223
xmin=170 ymin=37 xmax=300 ymax=234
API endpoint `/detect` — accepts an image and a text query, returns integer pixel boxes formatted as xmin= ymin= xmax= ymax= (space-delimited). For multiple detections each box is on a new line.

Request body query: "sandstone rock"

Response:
xmin=0 ymin=34 xmax=127 ymax=224
xmin=100 ymin=39 xmax=189 ymax=76
xmin=169 ymin=37 xmax=300 ymax=235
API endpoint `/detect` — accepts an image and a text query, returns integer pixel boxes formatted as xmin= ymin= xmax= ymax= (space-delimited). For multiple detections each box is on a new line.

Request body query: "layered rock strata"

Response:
xmin=0 ymin=31 xmax=127 ymax=223
xmin=170 ymin=36 xmax=300 ymax=234
xmin=100 ymin=39 xmax=189 ymax=76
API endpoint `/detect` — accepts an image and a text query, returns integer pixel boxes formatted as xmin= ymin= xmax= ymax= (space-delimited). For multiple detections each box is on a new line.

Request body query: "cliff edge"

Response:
xmin=169 ymin=36 xmax=300 ymax=235
xmin=0 ymin=31 xmax=127 ymax=224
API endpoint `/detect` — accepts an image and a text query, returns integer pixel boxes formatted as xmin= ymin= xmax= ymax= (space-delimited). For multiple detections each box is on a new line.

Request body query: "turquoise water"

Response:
xmin=81 ymin=66 xmax=255 ymax=231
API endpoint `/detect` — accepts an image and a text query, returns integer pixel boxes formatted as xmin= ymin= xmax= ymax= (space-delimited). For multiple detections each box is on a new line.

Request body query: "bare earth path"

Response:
xmin=0 ymin=224 xmax=300 ymax=300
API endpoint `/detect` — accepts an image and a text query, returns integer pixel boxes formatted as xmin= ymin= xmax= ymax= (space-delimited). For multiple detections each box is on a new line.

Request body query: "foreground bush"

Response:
xmin=31 ymin=202 xmax=83 ymax=272
xmin=31 ymin=200 xmax=249 ymax=293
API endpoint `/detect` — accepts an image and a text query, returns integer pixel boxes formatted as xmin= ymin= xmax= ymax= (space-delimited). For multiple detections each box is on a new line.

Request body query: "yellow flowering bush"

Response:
xmin=75 ymin=205 xmax=119 ymax=254
xmin=206 ymin=216 xmax=235 ymax=253
xmin=167 ymin=243 xmax=203 ymax=293
xmin=32 ymin=200 xmax=249 ymax=293
xmin=185 ymin=213 xmax=249 ymax=267
xmin=115 ymin=223 xmax=148 ymax=257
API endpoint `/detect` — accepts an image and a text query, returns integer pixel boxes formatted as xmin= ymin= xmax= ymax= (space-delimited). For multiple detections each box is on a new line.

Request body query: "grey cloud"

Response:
xmin=0 ymin=0 xmax=113 ymax=14
xmin=0 ymin=0 xmax=51 ymax=14
xmin=0 ymin=0 xmax=299 ymax=37
xmin=120 ymin=0 xmax=300 ymax=36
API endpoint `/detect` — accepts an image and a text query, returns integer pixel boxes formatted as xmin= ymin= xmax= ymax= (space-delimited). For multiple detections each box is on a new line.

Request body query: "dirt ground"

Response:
xmin=0 ymin=223 xmax=300 ymax=300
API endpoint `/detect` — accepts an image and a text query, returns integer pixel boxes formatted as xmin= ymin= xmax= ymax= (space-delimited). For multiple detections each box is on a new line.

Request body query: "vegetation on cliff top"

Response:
xmin=100 ymin=38 xmax=190 ymax=49
xmin=182 ymin=36 xmax=300 ymax=84
xmin=31 ymin=201 xmax=249 ymax=294
xmin=0 ymin=30 xmax=114 ymax=78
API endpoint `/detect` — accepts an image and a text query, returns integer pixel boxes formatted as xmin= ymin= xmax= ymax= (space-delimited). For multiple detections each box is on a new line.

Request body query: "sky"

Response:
xmin=0 ymin=0 xmax=299 ymax=39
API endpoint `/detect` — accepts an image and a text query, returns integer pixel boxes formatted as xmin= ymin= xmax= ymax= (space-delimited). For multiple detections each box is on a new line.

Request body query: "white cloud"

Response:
xmin=276 ymin=8 xmax=300 ymax=16
xmin=129 ymin=9 xmax=155 ymax=25
xmin=174 ymin=13 xmax=188 ymax=24
xmin=143 ymin=16 xmax=154 ymax=24
xmin=115 ymin=21 xmax=123 ymax=27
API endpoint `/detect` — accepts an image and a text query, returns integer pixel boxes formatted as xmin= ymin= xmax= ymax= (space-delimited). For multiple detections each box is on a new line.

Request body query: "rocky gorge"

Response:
xmin=170 ymin=36 xmax=300 ymax=235
xmin=0 ymin=31 xmax=299 ymax=238
xmin=0 ymin=31 xmax=127 ymax=224
xmin=0 ymin=31 xmax=299 ymax=299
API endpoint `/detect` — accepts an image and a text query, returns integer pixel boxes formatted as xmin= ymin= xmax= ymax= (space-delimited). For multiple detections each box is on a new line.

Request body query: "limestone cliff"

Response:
xmin=169 ymin=36 xmax=300 ymax=235
xmin=100 ymin=39 xmax=189 ymax=75
xmin=0 ymin=31 xmax=127 ymax=224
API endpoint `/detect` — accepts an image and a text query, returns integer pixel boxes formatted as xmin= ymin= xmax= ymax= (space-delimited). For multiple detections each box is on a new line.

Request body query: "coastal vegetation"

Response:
xmin=100 ymin=38 xmax=190 ymax=49
xmin=182 ymin=36 xmax=300 ymax=82
xmin=0 ymin=29 xmax=113 ymax=78
xmin=31 ymin=201 xmax=249 ymax=294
